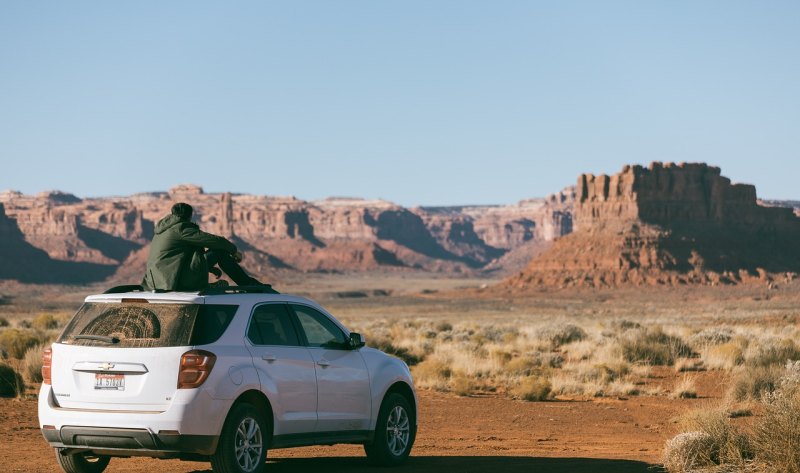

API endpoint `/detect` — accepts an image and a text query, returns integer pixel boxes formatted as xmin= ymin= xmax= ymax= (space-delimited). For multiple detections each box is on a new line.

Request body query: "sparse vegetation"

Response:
xmin=619 ymin=327 xmax=692 ymax=365
xmin=31 ymin=313 xmax=62 ymax=331
xmin=0 ymin=329 xmax=42 ymax=359
xmin=664 ymin=361 xmax=800 ymax=473
xmin=511 ymin=376 xmax=552 ymax=401
xmin=23 ymin=344 xmax=44 ymax=384
xmin=0 ymin=362 xmax=24 ymax=397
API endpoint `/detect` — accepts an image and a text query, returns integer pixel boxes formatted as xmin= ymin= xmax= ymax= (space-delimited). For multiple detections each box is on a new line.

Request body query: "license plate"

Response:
xmin=94 ymin=373 xmax=125 ymax=391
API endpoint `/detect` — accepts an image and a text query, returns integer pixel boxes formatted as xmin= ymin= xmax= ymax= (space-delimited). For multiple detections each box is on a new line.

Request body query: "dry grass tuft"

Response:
xmin=672 ymin=375 xmax=698 ymax=399
xmin=23 ymin=344 xmax=45 ymax=384
xmin=510 ymin=376 xmax=552 ymax=401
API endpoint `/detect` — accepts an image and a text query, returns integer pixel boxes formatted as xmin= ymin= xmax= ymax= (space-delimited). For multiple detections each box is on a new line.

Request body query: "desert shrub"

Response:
xmin=731 ymin=365 xmax=783 ymax=401
xmin=538 ymin=324 xmax=586 ymax=348
xmin=0 ymin=362 xmax=24 ymax=397
xmin=0 ymin=328 xmax=42 ymax=359
xmin=753 ymin=387 xmax=800 ymax=472
xmin=504 ymin=352 xmax=563 ymax=376
xmin=23 ymin=344 xmax=44 ymax=383
xmin=620 ymin=328 xmax=692 ymax=365
xmin=369 ymin=338 xmax=422 ymax=366
xmin=450 ymin=374 xmax=474 ymax=396
xmin=662 ymin=431 xmax=717 ymax=473
xmin=609 ymin=319 xmax=641 ymax=331
xmin=689 ymin=327 xmax=734 ymax=346
xmin=436 ymin=322 xmax=453 ymax=332
xmin=412 ymin=359 xmax=452 ymax=390
xmin=745 ymin=338 xmax=800 ymax=368
xmin=0 ymin=317 xmax=8 ymax=328
xmin=700 ymin=340 xmax=746 ymax=370
xmin=510 ymin=376 xmax=551 ymax=401
xmin=31 ymin=313 xmax=61 ymax=331
xmin=471 ymin=326 xmax=518 ymax=344
xmin=666 ymin=407 xmax=752 ymax=471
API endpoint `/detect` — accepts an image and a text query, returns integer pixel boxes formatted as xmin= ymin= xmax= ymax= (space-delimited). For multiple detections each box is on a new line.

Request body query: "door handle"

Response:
xmin=317 ymin=360 xmax=330 ymax=367
xmin=261 ymin=354 xmax=276 ymax=362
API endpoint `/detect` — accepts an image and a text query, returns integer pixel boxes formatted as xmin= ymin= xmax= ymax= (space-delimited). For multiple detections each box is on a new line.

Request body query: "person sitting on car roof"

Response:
xmin=141 ymin=202 xmax=264 ymax=291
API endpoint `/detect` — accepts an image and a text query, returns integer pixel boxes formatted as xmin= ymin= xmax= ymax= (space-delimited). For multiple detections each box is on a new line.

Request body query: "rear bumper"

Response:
xmin=38 ymin=384 xmax=228 ymax=457
xmin=42 ymin=426 xmax=217 ymax=457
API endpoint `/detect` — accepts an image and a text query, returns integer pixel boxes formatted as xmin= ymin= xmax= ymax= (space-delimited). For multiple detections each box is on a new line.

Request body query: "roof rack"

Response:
xmin=103 ymin=285 xmax=145 ymax=294
xmin=198 ymin=285 xmax=281 ymax=296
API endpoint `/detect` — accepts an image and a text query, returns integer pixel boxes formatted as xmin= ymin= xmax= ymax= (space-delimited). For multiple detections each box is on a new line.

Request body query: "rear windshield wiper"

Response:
xmin=73 ymin=335 xmax=120 ymax=344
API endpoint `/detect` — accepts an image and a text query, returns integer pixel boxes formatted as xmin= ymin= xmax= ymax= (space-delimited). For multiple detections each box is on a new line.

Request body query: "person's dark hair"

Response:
xmin=171 ymin=202 xmax=193 ymax=221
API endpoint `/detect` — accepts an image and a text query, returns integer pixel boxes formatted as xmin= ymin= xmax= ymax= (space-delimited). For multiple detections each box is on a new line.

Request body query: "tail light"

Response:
xmin=178 ymin=350 xmax=216 ymax=389
xmin=42 ymin=346 xmax=52 ymax=385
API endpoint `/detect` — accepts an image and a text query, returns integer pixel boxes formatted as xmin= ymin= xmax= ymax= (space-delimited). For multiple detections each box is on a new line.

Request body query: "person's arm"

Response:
xmin=180 ymin=226 xmax=237 ymax=254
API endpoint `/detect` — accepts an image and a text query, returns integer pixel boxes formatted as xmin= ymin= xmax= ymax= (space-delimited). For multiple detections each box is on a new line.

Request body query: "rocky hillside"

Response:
xmin=504 ymin=162 xmax=800 ymax=289
xmin=0 ymin=185 xmax=572 ymax=284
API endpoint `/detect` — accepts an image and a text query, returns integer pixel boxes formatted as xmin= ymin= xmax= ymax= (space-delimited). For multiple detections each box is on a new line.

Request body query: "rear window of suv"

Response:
xmin=58 ymin=302 xmax=238 ymax=348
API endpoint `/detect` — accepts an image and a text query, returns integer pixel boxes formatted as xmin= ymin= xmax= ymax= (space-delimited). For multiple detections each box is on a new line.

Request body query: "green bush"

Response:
xmin=0 ymin=329 xmax=42 ymax=359
xmin=0 ymin=317 xmax=9 ymax=328
xmin=0 ymin=362 xmax=24 ymax=397
xmin=620 ymin=328 xmax=692 ymax=365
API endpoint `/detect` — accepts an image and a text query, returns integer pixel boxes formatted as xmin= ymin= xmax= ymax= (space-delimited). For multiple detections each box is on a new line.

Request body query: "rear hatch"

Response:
xmin=51 ymin=298 xmax=237 ymax=412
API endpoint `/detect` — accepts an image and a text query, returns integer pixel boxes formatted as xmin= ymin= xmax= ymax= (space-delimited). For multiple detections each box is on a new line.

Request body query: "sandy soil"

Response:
xmin=0 ymin=379 xmax=726 ymax=473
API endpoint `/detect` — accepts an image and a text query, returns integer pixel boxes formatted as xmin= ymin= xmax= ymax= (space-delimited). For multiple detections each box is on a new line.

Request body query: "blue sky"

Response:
xmin=1 ymin=1 xmax=798 ymax=205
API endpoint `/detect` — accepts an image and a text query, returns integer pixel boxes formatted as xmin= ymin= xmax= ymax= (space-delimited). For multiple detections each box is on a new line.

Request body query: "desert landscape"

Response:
xmin=3 ymin=163 xmax=800 ymax=472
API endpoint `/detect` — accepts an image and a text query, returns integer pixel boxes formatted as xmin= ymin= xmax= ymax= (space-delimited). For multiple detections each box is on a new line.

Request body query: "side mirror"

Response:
xmin=349 ymin=332 xmax=366 ymax=349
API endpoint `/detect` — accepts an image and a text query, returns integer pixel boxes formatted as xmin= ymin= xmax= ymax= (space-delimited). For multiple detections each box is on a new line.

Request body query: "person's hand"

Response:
xmin=233 ymin=250 xmax=243 ymax=263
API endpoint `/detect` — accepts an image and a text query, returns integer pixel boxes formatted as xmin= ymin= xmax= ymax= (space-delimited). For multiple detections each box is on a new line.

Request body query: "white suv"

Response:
xmin=38 ymin=285 xmax=417 ymax=473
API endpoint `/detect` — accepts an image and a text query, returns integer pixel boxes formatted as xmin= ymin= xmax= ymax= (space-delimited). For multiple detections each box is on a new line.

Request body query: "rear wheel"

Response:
xmin=364 ymin=393 xmax=415 ymax=466
xmin=53 ymin=449 xmax=110 ymax=473
xmin=211 ymin=403 xmax=268 ymax=473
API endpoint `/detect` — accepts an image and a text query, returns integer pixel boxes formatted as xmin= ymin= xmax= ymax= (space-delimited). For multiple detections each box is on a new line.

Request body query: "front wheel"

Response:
xmin=211 ymin=403 xmax=268 ymax=473
xmin=54 ymin=449 xmax=110 ymax=473
xmin=364 ymin=393 xmax=416 ymax=466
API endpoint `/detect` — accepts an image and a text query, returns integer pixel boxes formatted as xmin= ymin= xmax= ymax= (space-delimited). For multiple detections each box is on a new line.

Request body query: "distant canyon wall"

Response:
xmin=0 ymin=185 xmax=573 ymax=284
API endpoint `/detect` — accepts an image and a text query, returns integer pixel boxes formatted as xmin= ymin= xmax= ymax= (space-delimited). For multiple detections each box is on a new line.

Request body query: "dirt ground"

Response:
xmin=0 ymin=377 xmax=727 ymax=473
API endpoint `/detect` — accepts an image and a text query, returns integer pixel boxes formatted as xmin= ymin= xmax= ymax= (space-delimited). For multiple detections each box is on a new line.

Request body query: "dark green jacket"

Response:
xmin=142 ymin=214 xmax=236 ymax=291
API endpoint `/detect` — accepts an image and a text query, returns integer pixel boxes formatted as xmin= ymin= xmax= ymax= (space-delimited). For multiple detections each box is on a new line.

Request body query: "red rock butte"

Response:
xmin=505 ymin=162 xmax=800 ymax=289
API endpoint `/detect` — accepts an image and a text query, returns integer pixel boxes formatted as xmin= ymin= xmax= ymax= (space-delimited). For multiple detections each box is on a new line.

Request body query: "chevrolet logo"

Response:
xmin=99 ymin=362 xmax=115 ymax=371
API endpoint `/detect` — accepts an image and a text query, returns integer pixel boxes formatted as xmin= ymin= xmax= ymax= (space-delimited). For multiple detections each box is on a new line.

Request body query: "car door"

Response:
xmin=245 ymin=303 xmax=318 ymax=435
xmin=289 ymin=304 xmax=372 ymax=433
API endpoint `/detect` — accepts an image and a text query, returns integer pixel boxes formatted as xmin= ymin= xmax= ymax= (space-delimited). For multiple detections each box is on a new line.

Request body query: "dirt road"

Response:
xmin=0 ymin=389 xmax=703 ymax=472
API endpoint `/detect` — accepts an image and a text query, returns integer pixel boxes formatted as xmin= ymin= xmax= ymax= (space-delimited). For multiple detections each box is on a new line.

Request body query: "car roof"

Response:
xmin=84 ymin=291 xmax=322 ymax=308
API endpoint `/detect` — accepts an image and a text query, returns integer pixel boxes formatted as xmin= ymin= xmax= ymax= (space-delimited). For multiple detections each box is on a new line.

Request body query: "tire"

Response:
xmin=53 ymin=448 xmax=110 ymax=473
xmin=364 ymin=393 xmax=416 ymax=466
xmin=211 ymin=402 xmax=269 ymax=473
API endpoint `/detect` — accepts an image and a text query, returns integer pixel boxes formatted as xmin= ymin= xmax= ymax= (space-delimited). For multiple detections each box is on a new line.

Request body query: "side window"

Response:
xmin=247 ymin=304 xmax=300 ymax=346
xmin=190 ymin=305 xmax=239 ymax=345
xmin=291 ymin=305 xmax=347 ymax=349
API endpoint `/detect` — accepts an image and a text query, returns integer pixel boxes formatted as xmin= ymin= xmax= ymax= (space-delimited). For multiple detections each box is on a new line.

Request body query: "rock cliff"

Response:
xmin=505 ymin=163 xmax=800 ymax=289
xmin=0 ymin=185 xmax=571 ymax=284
